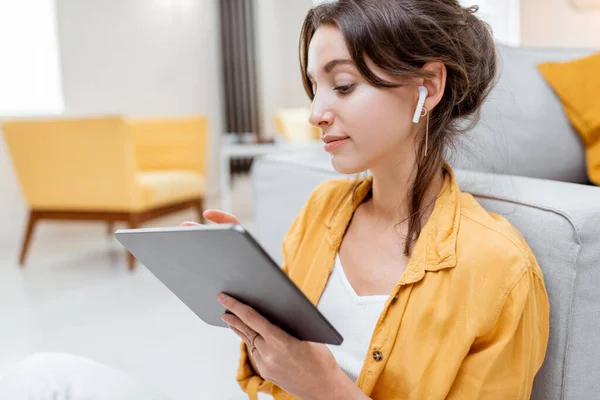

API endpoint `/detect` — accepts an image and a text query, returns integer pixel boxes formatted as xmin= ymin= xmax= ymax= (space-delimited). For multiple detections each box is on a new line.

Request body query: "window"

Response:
xmin=0 ymin=0 xmax=64 ymax=116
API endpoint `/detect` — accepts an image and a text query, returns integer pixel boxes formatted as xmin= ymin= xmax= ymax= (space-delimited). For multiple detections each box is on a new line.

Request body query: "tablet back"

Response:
xmin=115 ymin=224 xmax=343 ymax=345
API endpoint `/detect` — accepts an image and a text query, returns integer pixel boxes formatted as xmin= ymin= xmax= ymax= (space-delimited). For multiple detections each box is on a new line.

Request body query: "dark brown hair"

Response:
xmin=299 ymin=0 xmax=497 ymax=255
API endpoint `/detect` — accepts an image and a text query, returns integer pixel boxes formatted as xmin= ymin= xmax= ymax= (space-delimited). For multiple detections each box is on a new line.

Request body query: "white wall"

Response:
xmin=56 ymin=0 xmax=223 ymax=192
xmin=0 ymin=0 xmax=224 ymax=241
xmin=255 ymin=0 xmax=313 ymax=135
xmin=521 ymin=0 xmax=600 ymax=47
xmin=459 ymin=0 xmax=521 ymax=46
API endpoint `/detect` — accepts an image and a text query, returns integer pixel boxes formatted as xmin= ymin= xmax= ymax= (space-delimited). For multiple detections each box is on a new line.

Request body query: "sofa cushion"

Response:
xmin=451 ymin=45 xmax=596 ymax=184
xmin=251 ymin=153 xmax=600 ymax=400
xmin=136 ymin=170 xmax=204 ymax=210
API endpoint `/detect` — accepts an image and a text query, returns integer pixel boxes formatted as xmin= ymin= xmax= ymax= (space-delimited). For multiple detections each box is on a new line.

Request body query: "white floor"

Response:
xmin=0 ymin=176 xmax=257 ymax=400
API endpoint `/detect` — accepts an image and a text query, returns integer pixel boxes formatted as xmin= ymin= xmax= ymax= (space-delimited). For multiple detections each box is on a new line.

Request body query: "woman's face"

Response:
xmin=306 ymin=24 xmax=419 ymax=175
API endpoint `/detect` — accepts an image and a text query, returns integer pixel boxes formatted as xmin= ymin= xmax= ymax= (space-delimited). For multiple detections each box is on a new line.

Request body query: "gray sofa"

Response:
xmin=250 ymin=45 xmax=600 ymax=399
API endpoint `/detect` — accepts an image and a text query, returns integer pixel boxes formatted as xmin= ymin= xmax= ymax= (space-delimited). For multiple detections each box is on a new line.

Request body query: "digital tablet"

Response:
xmin=114 ymin=224 xmax=343 ymax=345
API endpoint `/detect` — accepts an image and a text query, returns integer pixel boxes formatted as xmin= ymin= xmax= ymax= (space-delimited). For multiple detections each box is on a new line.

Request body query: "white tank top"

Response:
xmin=257 ymin=255 xmax=388 ymax=399
xmin=316 ymin=254 xmax=389 ymax=382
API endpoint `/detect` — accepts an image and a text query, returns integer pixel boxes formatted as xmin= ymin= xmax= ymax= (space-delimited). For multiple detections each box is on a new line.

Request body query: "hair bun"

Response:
xmin=449 ymin=8 xmax=497 ymax=121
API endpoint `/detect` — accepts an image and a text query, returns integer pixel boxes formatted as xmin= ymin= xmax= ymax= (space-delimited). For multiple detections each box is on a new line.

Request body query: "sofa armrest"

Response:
xmin=453 ymin=169 xmax=600 ymax=400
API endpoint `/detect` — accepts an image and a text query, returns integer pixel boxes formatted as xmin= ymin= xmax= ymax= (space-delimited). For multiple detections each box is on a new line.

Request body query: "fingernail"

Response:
xmin=217 ymin=293 xmax=226 ymax=303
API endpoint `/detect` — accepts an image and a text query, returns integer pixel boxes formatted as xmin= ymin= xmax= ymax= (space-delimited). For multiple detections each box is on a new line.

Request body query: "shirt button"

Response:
xmin=391 ymin=294 xmax=399 ymax=303
xmin=372 ymin=350 xmax=383 ymax=361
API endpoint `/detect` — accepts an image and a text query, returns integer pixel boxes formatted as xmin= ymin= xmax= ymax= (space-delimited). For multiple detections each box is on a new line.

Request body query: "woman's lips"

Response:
xmin=323 ymin=137 xmax=349 ymax=152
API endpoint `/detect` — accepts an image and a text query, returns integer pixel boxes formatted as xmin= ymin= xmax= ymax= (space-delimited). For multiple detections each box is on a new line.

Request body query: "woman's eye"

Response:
xmin=334 ymin=84 xmax=355 ymax=95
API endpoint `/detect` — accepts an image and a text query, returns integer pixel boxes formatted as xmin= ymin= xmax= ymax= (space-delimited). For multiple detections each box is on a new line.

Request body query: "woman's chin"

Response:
xmin=330 ymin=155 xmax=367 ymax=175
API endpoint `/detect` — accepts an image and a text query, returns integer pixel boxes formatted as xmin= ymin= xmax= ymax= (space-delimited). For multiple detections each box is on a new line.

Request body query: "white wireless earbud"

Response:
xmin=412 ymin=86 xmax=429 ymax=123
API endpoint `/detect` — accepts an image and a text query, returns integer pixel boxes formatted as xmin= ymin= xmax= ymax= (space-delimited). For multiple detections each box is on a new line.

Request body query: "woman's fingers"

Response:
xmin=229 ymin=325 xmax=250 ymax=344
xmin=219 ymin=294 xmax=281 ymax=341
xmin=180 ymin=221 xmax=199 ymax=226
xmin=223 ymin=313 xmax=261 ymax=347
xmin=229 ymin=325 xmax=263 ymax=374
xmin=203 ymin=209 xmax=240 ymax=225
xmin=180 ymin=208 xmax=239 ymax=226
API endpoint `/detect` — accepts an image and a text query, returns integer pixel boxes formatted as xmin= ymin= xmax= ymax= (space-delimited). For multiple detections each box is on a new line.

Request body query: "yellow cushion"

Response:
xmin=128 ymin=116 xmax=208 ymax=176
xmin=274 ymin=108 xmax=320 ymax=142
xmin=538 ymin=53 xmax=600 ymax=185
xmin=136 ymin=170 xmax=204 ymax=211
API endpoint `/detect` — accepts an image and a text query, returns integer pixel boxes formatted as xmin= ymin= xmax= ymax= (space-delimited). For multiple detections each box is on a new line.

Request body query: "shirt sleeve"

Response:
xmin=446 ymin=268 xmax=550 ymax=399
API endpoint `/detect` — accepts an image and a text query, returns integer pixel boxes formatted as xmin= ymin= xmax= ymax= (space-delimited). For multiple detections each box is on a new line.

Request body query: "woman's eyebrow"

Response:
xmin=323 ymin=59 xmax=354 ymax=73
xmin=307 ymin=58 xmax=354 ymax=80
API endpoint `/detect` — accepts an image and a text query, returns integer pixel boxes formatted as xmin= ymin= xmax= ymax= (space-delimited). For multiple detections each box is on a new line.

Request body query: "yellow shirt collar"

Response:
xmin=325 ymin=165 xmax=460 ymax=284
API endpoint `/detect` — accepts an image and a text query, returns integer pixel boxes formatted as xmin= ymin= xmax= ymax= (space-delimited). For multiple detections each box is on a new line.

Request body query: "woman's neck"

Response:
xmin=364 ymin=161 xmax=445 ymax=231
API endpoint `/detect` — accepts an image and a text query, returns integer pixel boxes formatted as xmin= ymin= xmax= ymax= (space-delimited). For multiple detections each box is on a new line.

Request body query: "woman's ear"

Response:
xmin=421 ymin=61 xmax=447 ymax=111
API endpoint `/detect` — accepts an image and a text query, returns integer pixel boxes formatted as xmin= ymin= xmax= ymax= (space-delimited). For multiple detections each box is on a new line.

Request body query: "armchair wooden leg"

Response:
xmin=127 ymin=215 xmax=139 ymax=271
xmin=19 ymin=211 xmax=39 ymax=267
xmin=196 ymin=198 xmax=205 ymax=224
xmin=107 ymin=221 xmax=114 ymax=236
xmin=127 ymin=252 xmax=136 ymax=271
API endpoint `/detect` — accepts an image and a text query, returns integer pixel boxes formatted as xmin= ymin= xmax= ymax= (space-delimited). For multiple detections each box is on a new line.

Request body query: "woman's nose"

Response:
xmin=309 ymin=97 xmax=334 ymax=129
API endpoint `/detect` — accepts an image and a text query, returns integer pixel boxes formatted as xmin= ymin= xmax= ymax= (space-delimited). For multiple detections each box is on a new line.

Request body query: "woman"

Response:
xmin=193 ymin=1 xmax=550 ymax=399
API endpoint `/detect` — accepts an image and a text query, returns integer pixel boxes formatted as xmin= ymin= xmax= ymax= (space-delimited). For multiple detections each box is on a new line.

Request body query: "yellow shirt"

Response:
xmin=237 ymin=166 xmax=550 ymax=399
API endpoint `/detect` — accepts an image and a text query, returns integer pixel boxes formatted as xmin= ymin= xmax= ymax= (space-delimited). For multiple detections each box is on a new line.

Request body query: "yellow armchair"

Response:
xmin=2 ymin=115 xmax=208 ymax=270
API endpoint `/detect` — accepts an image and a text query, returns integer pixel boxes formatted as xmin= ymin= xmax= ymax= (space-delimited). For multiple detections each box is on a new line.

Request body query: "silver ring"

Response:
xmin=251 ymin=332 xmax=259 ymax=347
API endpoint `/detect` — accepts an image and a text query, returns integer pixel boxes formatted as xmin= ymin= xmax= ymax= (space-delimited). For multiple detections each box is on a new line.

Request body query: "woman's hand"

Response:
xmin=182 ymin=211 xmax=368 ymax=399
xmin=218 ymin=293 xmax=368 ymax=400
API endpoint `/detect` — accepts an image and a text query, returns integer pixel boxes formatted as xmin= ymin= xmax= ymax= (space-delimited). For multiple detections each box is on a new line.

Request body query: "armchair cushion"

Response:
xmin=136 ymin=171 xmax=204 ymax=211
xmin=128 ymin=116 xmax=208 ymax=176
